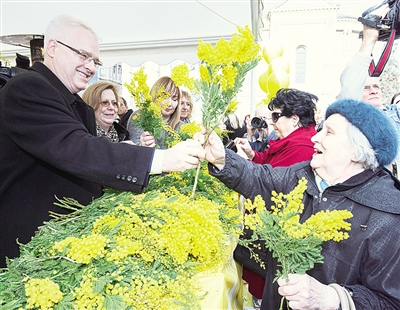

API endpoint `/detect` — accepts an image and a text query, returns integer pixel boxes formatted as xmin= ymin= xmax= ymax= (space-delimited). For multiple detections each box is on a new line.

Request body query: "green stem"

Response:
xmin=279 ymin=296 xmax=285 ymax=310
xmin=191 ymin=131 xmax=211 ymax=199
xmin=191 ymin=162 xmax=202 ymax=199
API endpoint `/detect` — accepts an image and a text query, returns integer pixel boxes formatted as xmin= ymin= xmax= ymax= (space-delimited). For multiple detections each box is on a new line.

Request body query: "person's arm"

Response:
xmin=336 ymin=5 xmax=389 ymax=101
xmin=4 ymin=73 xmax=203 ymax=193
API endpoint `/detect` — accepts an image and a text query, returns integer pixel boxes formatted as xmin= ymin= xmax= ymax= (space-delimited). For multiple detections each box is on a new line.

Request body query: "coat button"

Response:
xmin=121 ymin=175 xmax=126 ymax=180
xmin=322 ymin=197 xmax=327 ymax=202
xmin=116 ymin=174 xmax=121 ymax=179
xmin=132 ymin=177 xmax=137 ymax=183
xmin=127 ymin=176 xmax=132 ymax=182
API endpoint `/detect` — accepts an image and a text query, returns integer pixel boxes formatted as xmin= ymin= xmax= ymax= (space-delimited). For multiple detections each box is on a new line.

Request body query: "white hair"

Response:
xmin=347 ymin=123 xmax=379 ymax=170
xmin=44 ymin=15 xmax=100 ymax=50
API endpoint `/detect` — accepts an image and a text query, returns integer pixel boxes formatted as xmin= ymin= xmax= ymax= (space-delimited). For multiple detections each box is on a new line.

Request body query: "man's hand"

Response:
xmin=194 ymin=130 xmax=226 ymax=170
xmin=277 ymin=274 xmax=340 ymax=310
xmin=234 ymin=137 xmax=255 ymax=160
xmin=359 ymin=4 xmax=390 ymax=54
xmin=162 ymin=139 xmax=205 ymax=172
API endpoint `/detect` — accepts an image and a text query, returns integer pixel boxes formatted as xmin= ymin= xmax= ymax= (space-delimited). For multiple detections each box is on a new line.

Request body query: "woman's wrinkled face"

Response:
xmin=161 ymin=90 xmax=179 ymax=119
xmin=95 ymin=89 xmax=118 ymax=131
xmin=180 ymin=96 xmax=191 ymax=120
xmin=310 ymin=114 xmax=356 ymax=180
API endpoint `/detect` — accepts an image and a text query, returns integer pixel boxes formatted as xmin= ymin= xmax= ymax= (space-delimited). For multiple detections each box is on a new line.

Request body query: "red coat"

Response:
xmin=252 ymin=125 xmax=316 ymax=166
xmin=243 ymin=124 xmax=316 ymax=299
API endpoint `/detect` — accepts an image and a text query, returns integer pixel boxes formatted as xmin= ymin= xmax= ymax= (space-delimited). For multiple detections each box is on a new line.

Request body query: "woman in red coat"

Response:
xmin=233 ymin=88 xmax=319 ymax=307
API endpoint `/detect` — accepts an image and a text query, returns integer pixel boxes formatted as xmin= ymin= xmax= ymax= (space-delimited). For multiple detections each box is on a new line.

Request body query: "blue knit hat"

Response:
xmin=325 ymin=99 xmax=398 ymax=167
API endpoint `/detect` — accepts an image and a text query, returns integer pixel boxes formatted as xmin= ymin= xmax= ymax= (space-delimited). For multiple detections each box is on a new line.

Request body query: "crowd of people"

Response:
xmin=0 ymin=4 xmax=399 ymax=310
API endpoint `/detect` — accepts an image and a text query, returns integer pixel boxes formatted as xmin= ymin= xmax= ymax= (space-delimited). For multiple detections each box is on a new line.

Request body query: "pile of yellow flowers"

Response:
xmin=0 ymin=167 xmax=242 ymax=310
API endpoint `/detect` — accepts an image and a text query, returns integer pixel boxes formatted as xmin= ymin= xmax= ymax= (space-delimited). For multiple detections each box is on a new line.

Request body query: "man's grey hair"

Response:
xmin=44 ymin=15 xmax=100 ymax=50
xmin=347 ymin=123 xmax=379 ymax=170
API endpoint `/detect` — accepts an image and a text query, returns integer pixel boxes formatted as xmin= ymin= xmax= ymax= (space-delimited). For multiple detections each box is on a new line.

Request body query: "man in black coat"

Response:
xmin=0 ymin=15 xmax=204 ymax=268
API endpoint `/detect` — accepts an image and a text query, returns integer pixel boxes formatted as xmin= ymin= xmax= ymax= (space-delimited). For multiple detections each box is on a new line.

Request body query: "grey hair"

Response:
xmin=347 ymin=123 xmax=379 ymax=170
xmin=44 ymin=15 xmax=100 ymax=50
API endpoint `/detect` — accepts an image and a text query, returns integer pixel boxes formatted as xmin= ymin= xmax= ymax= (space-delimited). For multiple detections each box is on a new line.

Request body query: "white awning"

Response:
xmin=0 ymin=0 xmax=263 ymax=67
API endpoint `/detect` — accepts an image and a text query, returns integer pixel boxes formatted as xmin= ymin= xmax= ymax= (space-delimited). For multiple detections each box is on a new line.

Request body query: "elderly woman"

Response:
xmin=235 ymin=88 xmax=318 ymax=166
xmin=82 ymin=81 xmax=129 ymax=142
xmin=197 ymin=99 xmax=400 ymax=310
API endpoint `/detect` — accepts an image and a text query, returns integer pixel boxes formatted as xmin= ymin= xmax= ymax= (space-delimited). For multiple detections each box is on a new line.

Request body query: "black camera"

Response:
xmin=0 ymin=65 xmax=22 ymax=90
xmin=0 ymin=62 xmax=27 ymax=90
xmin=358 ymin=0 xmax=400 ymax=41
xmin=251 ymin=117 xmax=268 ymax=129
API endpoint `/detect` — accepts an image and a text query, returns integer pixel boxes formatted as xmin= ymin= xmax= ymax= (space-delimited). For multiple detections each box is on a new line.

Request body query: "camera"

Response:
xmin=0 ymin=64 xmax=26 ymax=90
xmin=358 ymin=0 xmax=400 ymax=41
xmin=251 ymin=117 xmax=268 ymax=129
xmin=0 ymin=55 xmax=28 ymax=90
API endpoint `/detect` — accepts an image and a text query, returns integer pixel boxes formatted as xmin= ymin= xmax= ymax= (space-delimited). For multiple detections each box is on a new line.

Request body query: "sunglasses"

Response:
xmin=271 ymin=112 xmax=284 ymax=123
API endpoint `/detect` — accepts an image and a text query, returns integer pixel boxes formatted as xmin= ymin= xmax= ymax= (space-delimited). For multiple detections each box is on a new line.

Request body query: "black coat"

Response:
xmin=119 ymin=109 xmax=134 ymax=129
xmin=0 ymin=63 xmax=154 ymax=267
xmin=210 ymin=150 xmax=400 ymax=310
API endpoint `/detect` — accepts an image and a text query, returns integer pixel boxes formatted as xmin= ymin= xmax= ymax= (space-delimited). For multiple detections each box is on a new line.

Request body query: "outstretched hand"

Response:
xmin=277 ymin=274 xmax=340 ymax=310
xmin=194 ymin=130 xmax=226 ymax=170
xmin=162 ymin=139 xmax=205 ymax=172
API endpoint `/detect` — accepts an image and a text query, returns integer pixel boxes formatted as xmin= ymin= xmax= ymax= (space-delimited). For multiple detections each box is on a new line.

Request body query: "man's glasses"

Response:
xmin=271 ymin=112 xmax=284 ymax=123
xmin=56 ymin=40 xmax=103 ymax=67
xmin=100 ymin=100 xmax=118 ymax=108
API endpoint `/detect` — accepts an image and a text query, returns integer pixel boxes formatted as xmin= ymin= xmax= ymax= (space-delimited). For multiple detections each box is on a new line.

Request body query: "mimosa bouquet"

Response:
xmin=240 ymin=178 xmax=353 ymax=309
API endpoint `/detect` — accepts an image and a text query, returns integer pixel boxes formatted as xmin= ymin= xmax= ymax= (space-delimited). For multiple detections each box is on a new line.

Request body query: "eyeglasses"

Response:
xmin=56 ymin=40 xmax=103 ymax=67
xmin=100 ymin=100 xmax=118 ymax=107
xmin=271 ymin=112 xmax=284 ymax=123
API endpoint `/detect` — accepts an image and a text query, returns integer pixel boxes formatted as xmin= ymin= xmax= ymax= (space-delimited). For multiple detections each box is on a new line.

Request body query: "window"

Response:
xmin=295 ymin=46 xmax=306 ymax=83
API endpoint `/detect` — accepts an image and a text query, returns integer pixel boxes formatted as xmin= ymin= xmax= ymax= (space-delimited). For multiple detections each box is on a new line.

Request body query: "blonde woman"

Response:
xmin=180 ymin=90 xmax=194 ymax=124
xmin=127 ymin=76 xmax=182 ymax=149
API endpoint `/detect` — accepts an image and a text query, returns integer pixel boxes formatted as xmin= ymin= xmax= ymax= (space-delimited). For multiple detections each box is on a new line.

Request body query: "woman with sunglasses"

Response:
xmin=233 ymin=88 xmax=318 ymax=305
xmin=235 ymin=88 xmax=317 ymax=166
xmin=82 ymin=81 xmax=130 ymax=142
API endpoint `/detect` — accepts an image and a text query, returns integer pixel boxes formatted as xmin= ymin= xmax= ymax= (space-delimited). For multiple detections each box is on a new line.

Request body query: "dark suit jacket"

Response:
xmin=0 ymin=62 xmax=154 ymax=267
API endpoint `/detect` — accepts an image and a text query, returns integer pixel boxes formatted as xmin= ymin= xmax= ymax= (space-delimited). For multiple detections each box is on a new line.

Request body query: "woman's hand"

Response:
xmin=234 ymin=137 xmax=255 ymax=160
xmin=194 ymin=130 xmax=226 ymax=170
xmin=278 ymin=274 xmax=340 ymax=310
xmin=140 ymin=131 xmax=156 ymax=148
